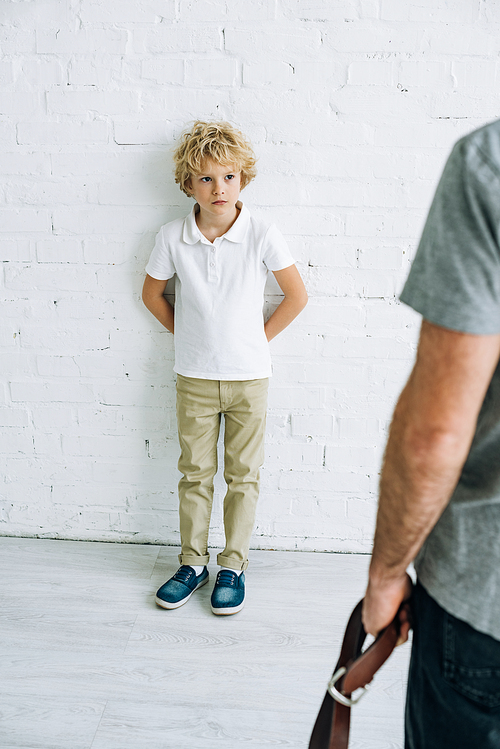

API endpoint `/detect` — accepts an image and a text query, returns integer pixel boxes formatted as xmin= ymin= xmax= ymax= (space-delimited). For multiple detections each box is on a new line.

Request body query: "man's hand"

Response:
xmin=362 ymin=573 xmax=413 ymax=645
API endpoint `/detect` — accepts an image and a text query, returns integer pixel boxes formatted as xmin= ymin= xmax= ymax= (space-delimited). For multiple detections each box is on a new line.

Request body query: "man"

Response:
xmin=362 ymin=120 xmax=500 ymax=747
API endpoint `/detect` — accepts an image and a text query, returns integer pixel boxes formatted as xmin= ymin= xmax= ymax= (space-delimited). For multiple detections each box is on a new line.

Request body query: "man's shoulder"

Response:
xmin=455 ymin=119 xmax=500 ymax=177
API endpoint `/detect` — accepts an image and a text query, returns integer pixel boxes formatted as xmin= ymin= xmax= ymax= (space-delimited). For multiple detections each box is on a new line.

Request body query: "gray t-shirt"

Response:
xmin=400 ymin=119 xmax=500 ymax=640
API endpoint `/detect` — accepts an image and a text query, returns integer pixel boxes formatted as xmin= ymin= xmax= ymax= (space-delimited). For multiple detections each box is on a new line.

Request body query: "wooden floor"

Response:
xmin=0 ymin=537 xmax=411 ymax=749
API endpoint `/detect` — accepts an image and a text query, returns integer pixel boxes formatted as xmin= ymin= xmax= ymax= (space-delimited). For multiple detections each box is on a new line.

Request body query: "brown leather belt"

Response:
xmin=308 ymin=599 xmax=407 ymax=749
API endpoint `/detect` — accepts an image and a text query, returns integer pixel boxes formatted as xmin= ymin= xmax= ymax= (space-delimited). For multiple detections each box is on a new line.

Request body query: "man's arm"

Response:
xmin=142 ymin=274 xmax=175 ymax=334
xmin=264 ymin=265 xmax=308 ymax=342
xmin=362 ymin=320 xmax=500 ymax=640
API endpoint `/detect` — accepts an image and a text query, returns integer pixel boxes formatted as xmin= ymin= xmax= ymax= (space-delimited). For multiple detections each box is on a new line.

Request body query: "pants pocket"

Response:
xmin=443 ymin=611 xmax=500 ymax=709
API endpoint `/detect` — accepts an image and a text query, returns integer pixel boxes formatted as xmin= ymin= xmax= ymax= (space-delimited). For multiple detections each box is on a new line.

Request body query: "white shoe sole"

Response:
xmin=211 ymin=598 xmax=245 ymax=616
xmin=155 ymin=574 xmax=209 ymax=610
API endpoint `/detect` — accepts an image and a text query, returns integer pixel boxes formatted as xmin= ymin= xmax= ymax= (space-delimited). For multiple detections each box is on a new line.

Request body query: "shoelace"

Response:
xmin=172 ymin=566 xmax=196 ymax=584
xmin=216 ymin=570 xmax=238 ymax=587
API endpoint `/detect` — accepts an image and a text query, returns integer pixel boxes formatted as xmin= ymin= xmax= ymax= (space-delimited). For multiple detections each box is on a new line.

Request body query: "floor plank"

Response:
xmin=0 ymin=538 xmax=410 ymax=748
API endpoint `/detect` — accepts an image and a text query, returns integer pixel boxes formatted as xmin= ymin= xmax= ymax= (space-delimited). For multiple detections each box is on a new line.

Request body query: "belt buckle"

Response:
xmin=327 ymin=667 xmax=369 ymax=707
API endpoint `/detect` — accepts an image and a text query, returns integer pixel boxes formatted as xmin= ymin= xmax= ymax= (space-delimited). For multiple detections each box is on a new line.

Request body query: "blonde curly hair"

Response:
xmin=173 ymin=120 xmax=257 ymax=196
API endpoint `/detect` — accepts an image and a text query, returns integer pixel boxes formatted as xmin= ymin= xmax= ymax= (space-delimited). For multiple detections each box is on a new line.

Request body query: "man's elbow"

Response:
xmin=403 ymin=422 xmax=470 ymax=472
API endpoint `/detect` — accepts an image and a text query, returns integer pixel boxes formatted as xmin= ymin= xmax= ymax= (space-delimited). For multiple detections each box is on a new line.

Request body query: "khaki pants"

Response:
xmin=176 ymin=375 xmax=269 ymax=572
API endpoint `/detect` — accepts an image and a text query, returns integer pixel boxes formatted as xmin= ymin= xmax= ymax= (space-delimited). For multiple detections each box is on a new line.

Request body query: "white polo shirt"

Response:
xmin=145 ymin=202 xmax=295 ymax=380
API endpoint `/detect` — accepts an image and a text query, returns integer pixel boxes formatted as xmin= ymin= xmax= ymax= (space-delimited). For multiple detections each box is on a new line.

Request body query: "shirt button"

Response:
xmin=211 ymin=262 xmax=215 ymax=267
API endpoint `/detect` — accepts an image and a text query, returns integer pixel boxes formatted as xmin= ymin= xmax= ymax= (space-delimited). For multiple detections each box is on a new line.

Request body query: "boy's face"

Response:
xmin=187 ymin=158 xmax=241 ymax=220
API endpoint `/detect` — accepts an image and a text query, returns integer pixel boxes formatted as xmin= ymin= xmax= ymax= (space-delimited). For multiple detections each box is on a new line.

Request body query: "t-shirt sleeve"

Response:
xmin=262 ymin=223 xmax=295 ymax=271
xmin=400 ymin=138 xmax=500 ymax=335
xmin=145 ymin=227 xmax=176 ymax=280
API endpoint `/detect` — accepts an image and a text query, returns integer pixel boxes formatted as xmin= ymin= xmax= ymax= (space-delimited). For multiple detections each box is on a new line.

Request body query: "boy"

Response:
xmin=142 ymin=121 xmax=307 ymax=615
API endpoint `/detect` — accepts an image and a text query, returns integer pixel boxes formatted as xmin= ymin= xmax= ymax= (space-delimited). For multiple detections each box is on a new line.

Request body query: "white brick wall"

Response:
xmin=1 ymin=0 xmax=497 ymax=553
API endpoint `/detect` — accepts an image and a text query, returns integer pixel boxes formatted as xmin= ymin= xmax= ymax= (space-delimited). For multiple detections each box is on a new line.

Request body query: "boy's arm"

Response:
xmin=142 ymin=274 xmax=175 ymax=334
xmin=265 ymin=265 xmax=308 ymax=342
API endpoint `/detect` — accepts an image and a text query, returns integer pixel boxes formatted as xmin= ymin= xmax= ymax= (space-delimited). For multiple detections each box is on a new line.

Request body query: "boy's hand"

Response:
xmin=265 ymin=265 xmax=307 ymax=341
xmin=142 ymin=274 xmax=175 ymax=334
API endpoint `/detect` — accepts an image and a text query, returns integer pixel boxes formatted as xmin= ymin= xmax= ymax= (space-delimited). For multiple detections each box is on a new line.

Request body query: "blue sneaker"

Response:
xmin=210 ymin=569 xmax=245 ymax=615
xmin=155 ymin=565 xmax=209 ymax=609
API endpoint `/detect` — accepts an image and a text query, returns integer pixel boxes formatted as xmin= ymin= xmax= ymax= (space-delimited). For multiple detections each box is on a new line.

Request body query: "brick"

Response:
xmin=185 ymin=57 xmax=238 ymax=86
xmin=0 ymin=408 xmax=30 ymax=427
xmin=280 ymin=0 xmax=358 ymax=20
xmin=22 ymin=59 xmax=65 ymax=85
xmin=279 ymin=469 xmax=370 ymax=493
xmin=0 ymin=352 xmax=33 ymax=376
xmin=83 ymin=241 xmax=128 ymax=265
xmin=63 ymin=435 xmax=145 ymax=458
xmin=265 ymin=442 xmax=323 ymax=468
xmin=344 ymin=336 xmax=414 ymax=359
xmin=269 ymin=332 xmax=319 ymax=359
xmin=324 ymin=23 xmax=420 ymax=52
xmin=79 ymin=0 xmax=175 ymax=23
xmin=36 ymin=355 xmax=80 ymax=377
xmin=31 ymin=407 xmax=74 ymax=429
xmin=338 ymin=418 xmax=381 ymax=441
xmin=243 ymin=61 xmax=294 ymax=87
xmin=348 ymin=61 xmax=394 ymax=86
xmin=17 ymin=121 xmax=109 ymax=145
xmin=325 ymin=445 xmax=379 ymax=469
xmin=0 ymin=93 xmax=41 ymax=115
xmin=0 ymin=121 xmax=16 ymax=148
xmin=0 ymin=61 xmax=14 ymax=85
xmin=10 ymin=381 xmax=94 ymax=403
xmin=113 ymin=121 xmax=175 ymax=146
xmin=224 ymin=27 xmax=321 ymax=56
xmin=68 ymin=59 xmax=114 ymax=87
xmin=36 ymin=239 xmax=83 ymax=263
xmin=358 ymin=246 xmax=403 ymax=270
xmin=0 ymin=430 xmax=35 ymax=455
xmin=7 ymin=180 xmax=88 ymax=208
xmin=47 ymin=90 xmax=139 ymax=116
xmin=73 ymin=355 xmax=124 ymax=379
xmin=0 ymin=210 xmax=51 ymax=233
xmin=0 ymin=153 xmax=50 ymax=176
xmin=92 ymin=460 xmax=176 ymax=484
xmin=410 ymin=2 xmax=480 ymax=24
xmin=95 ymin=178 xmax=167 ymax=206
xmin=304 ymin=361 xmax=368 ymax=386
xmin=142 ymin=26 xmax=222 ymax=54
xmin=268 ymin=386 xmax=323 ymax=410
xmin=0 ymin=240 xmax=31 ymax=262
xmin=33 ymin=432 xmax=62 ymax=457
xmin=52 ymin=206 xmax=166 ymax=234
xmin=426 ymin=26 xmax=497 ymax=55
xmin=429 ymin=92 xmax=500 ymax=119
xmin=398 ymin=61 xmax=450 ymax=89
xmin=180 ymin=0 xmax=273 ymax=20
xmin=51 ymin=484 xmax=128 ymax=508
xmin=36 ymin=28 xmax=127 ymax=54
xmin=0 ymin=28 xmax=36 ymax=54
xmin=20 ymin=325 xmax=109 ymax=353
xmin=291 ymin=414 xmax=334 ymax=437
xmin=5 ymin=265 xmax=98 ymax=293
xmin=141 ymin=58 xmax=184 ymax=84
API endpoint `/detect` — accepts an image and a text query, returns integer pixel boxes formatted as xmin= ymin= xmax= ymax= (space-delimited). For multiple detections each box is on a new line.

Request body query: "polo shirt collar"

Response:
xmin=182 ymin=201 xmax=250 ymax=245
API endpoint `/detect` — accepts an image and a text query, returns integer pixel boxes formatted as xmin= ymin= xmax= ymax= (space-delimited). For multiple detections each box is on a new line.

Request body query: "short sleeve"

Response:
xmin=145 ymin=227 xmax=176 ymax=280
xmin=401 ymin=137 xmax=500 ymax=335
xmin=262 ymin=223 xmax=295 ymax=272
